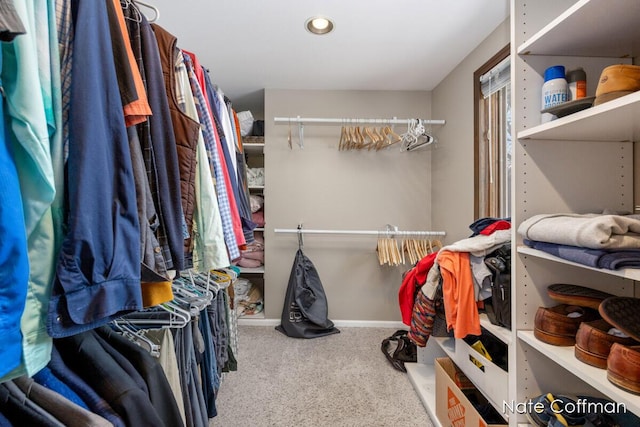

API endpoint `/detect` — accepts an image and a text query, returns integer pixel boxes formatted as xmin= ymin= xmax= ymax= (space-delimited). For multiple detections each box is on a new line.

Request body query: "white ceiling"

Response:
xmin=147 ymin=0 xmax=510 ymax=113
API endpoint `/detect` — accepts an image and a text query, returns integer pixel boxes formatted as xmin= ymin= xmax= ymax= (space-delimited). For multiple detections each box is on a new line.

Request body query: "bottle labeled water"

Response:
xmin=541 ymin=65 xmax=568 ymax=123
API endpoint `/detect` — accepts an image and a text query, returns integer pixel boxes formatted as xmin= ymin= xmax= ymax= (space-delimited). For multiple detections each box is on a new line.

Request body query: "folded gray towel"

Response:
xmin=518 ymin=213 xmax=640 ymax=249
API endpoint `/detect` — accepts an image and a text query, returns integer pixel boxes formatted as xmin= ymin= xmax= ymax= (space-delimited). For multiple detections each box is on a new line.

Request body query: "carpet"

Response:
xmin=210 ymin=325 xmax=434 ymax=427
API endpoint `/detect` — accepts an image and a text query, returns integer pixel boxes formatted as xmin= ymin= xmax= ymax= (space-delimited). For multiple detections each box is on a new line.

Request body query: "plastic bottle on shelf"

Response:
xmin=566 ymin=67 xmax=587 ymax=101
xmin=541 ymin=65 xmax=568 ymax=123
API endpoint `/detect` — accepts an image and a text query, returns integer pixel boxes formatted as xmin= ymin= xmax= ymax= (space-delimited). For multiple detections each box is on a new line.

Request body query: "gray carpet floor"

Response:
xmin=210 ymin=325 xmax=435 ymax=427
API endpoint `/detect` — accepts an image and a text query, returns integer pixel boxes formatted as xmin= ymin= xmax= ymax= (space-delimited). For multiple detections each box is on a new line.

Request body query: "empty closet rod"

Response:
xmin=273 ymin=228 xmax=446 ymax=237
xmin=273 ymin=117 xmax=446 ymax=126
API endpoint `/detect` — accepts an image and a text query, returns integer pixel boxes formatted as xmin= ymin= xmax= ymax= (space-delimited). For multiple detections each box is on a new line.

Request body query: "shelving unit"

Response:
xmin=408 ymin=2 xmax=640 ymax=426
xmin=511 ymin=1 xmax=640 ymax=425
xmin=238 ymin=136 xmax=266 ymax=323
xmin=407 ymin=315 xmax=511 ymax=425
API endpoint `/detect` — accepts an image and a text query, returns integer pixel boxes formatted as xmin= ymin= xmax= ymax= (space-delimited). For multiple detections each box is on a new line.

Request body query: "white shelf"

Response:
xmin=518 ymin=330 xmax=640 ymax=416
xmin=517 ymin=246 xmax=640 ymax=281
xmin=243 ymin=142 xmax=265 ymax=153
xmin=480 ymin=313 xmax=512 ymax=345
xmin=517 ymin=0 xmax=640 ymax=58
xmin=517 ymin=91 xmax=640 ymax=142
xmin=237 ymin=266 xmax=264 ymax=274
xmin=405 ymin=363 xmax=443 ymax=427
xmin=248 ymin=185 xmax=264 ymax=190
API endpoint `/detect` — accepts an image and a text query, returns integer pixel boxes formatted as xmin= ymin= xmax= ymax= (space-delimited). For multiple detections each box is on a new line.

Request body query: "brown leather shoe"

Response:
xmin=607 ymin=343 xmax=640 ymax=394
xmin=534 ymin=304 xmax=600 ymax=346
xmin=599 ymin=297 xmax=640 ymax=342
xmin=547 ymin=284 xmax=614 ymax=309
xmin=575 ymin=319 xmax=637 ymax=369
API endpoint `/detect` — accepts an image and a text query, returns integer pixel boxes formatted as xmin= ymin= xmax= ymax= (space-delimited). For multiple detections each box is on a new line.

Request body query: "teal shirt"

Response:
xmin=0 ymin=0 xmax=61 ymax=381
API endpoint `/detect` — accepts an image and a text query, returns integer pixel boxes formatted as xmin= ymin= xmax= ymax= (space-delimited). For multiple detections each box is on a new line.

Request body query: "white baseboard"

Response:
xmin=237 ymin=317 xmax=406 ymax=329
xmin=333 ymin=320 xmax=407 ymax=329
xmin=237 ymin=317 xmax=280 ymax=326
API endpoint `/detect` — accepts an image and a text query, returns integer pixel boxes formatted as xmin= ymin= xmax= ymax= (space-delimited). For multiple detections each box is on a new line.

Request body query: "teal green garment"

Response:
xmin=0 ymin=0 xmax=60 ymax=381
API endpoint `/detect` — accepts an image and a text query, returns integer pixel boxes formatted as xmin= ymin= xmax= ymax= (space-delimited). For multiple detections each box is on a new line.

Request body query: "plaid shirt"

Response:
xmin=180 ymin=53 xmax=240 ymax=261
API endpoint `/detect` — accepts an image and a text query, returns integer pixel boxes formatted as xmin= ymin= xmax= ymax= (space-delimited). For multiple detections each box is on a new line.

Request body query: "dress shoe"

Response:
xmin=547 ymin=283 xmax=614 ymax=309
xmin=607 ymin=343 xmax=640 ymax=394
xmin=534 ymin=304 xmax=600 ymax=346
xmin=575 ymin=319 xmax=637 ymax=369
xmin=599 ymin=296 xmax=640 ymax=342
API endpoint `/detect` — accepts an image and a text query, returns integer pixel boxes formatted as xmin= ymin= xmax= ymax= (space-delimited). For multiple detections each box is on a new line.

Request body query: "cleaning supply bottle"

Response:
xmin=566 ymin=68 xmax=587 ymax=100
xmin=541 ymin=65 xmax=568 ymax=123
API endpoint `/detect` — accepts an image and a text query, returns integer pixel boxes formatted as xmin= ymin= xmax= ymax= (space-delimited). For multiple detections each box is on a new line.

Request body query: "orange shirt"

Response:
xmin=437 ymin=250 xmax=481 ymax=338
xmin=112 ymin=0 xmax=152 ymax=126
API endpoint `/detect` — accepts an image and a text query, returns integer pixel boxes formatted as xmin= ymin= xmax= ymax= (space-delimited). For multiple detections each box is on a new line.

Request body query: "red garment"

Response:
xmin=479 ymin=220 xmax=511 ymax=235
xmin=398 ymin=252 xmax=438 ymax=326
xmin=183 ymin=50 xmax=246 ymax=252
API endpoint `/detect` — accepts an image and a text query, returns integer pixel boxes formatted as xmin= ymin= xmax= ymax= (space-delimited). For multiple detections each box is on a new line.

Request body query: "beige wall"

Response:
xmin=431 ymin=18 xmax=511 ymax=243
xmin=263 ymin=89 xmax=432 ymax=321
xmin=258 ymin=18 xmax=510 ymax=322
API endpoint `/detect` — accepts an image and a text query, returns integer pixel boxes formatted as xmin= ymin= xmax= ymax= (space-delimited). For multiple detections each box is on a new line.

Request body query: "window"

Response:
xmin=474 ymin=45 xmax=511 ymax=219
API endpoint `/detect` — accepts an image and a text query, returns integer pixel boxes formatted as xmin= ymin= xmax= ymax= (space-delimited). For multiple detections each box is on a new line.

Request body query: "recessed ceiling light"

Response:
xmin=305 ymin=16 xmax=334 ymax=35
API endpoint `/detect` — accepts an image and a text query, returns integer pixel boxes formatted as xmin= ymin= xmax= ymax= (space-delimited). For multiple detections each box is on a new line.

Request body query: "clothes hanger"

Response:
xmin=354 ymin=126 xmax=364 ymax=150
xmin=111 ymin=320 xmax=161 ymax=357
xmin=379 ymin=126 xmax=402 ymax=151
xmin=133 ymin=1 xmax=160 ymax=23
xmin=339 ymin=125 xmax=347 ymax=151
xmin=120 ymin=298 xmax=192 ymax=328
xmin=371 ymin=127 xmax=384 ymax=151
xmin=363 ymin=127 xmax=377 ymax=150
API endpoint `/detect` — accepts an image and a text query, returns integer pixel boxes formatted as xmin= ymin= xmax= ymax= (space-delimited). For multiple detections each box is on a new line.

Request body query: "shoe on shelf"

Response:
xmin=575 ymin=319 xmax=637 ymax=369
xmin=577 ymin=395 xmax=636 ymax=427
xmin=598 ymin=297 xmax=640 ymax=342
xmin=526 ymin=393 xmax=585 ymax=427
xmin=547 ymin=284 xmax=615 ymax=310
xmin=534 ymin=304 xmax=600 ymax=346
xmin=607 ymin=343 xmax=640 ymax=394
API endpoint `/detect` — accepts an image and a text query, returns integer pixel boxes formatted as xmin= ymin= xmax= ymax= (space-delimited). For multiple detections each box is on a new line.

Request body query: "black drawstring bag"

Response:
xmin=276 ymin=229 xmax=340 ymax=339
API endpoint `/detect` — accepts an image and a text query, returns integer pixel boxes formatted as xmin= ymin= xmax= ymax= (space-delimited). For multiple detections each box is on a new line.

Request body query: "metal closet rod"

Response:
xmin=273 ymin=228 xmax=446 ymax=237
xmin=273 ymin=117 xmax=446 ymax=126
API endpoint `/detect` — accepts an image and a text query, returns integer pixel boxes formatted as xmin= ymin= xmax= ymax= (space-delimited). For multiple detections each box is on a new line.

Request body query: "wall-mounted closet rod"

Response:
xmin=273 ymin=117 xmax=446 ymax=126
xmin=274 ymin=228 xmax=446 ymax=237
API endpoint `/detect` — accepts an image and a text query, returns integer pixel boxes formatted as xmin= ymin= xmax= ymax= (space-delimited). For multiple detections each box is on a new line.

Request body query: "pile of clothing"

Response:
xmin=399 ymin=218 xmax=511 ymax=347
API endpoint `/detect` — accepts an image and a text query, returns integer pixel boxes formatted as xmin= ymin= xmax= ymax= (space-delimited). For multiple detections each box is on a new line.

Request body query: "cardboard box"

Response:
xmin=435 ymin=357 xmax=507 ymax=427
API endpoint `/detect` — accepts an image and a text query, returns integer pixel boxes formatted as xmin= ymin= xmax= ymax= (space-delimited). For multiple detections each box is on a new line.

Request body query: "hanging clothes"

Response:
xmin=134 ymin=8 xmax=186 ymax=273
xmin=202 ymin=70 xmax=256 ymax=244
xmin=185 ymin=51 xmax=246 ymax=253
xmin=182 ymin=52 xmax=240 ymax=262
xmin=12 ymin=376 xmax=111 ymax=427
xmin=1 ymin=0 xmax=58 ymax=381
xmin=47 ymin=346 xmax=125 ymax=427
xmin=151 ymin=23 xmax=200 ymax=266
xmin=0 ymin=80 xmax=28 ymax=379
xmin=95 ymin=326 xmax=185 ymax=427
xmin=144 ymin=328 xmax=187 ymax=425
xmin=48 ymin=0 xmax=143 ymax=338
